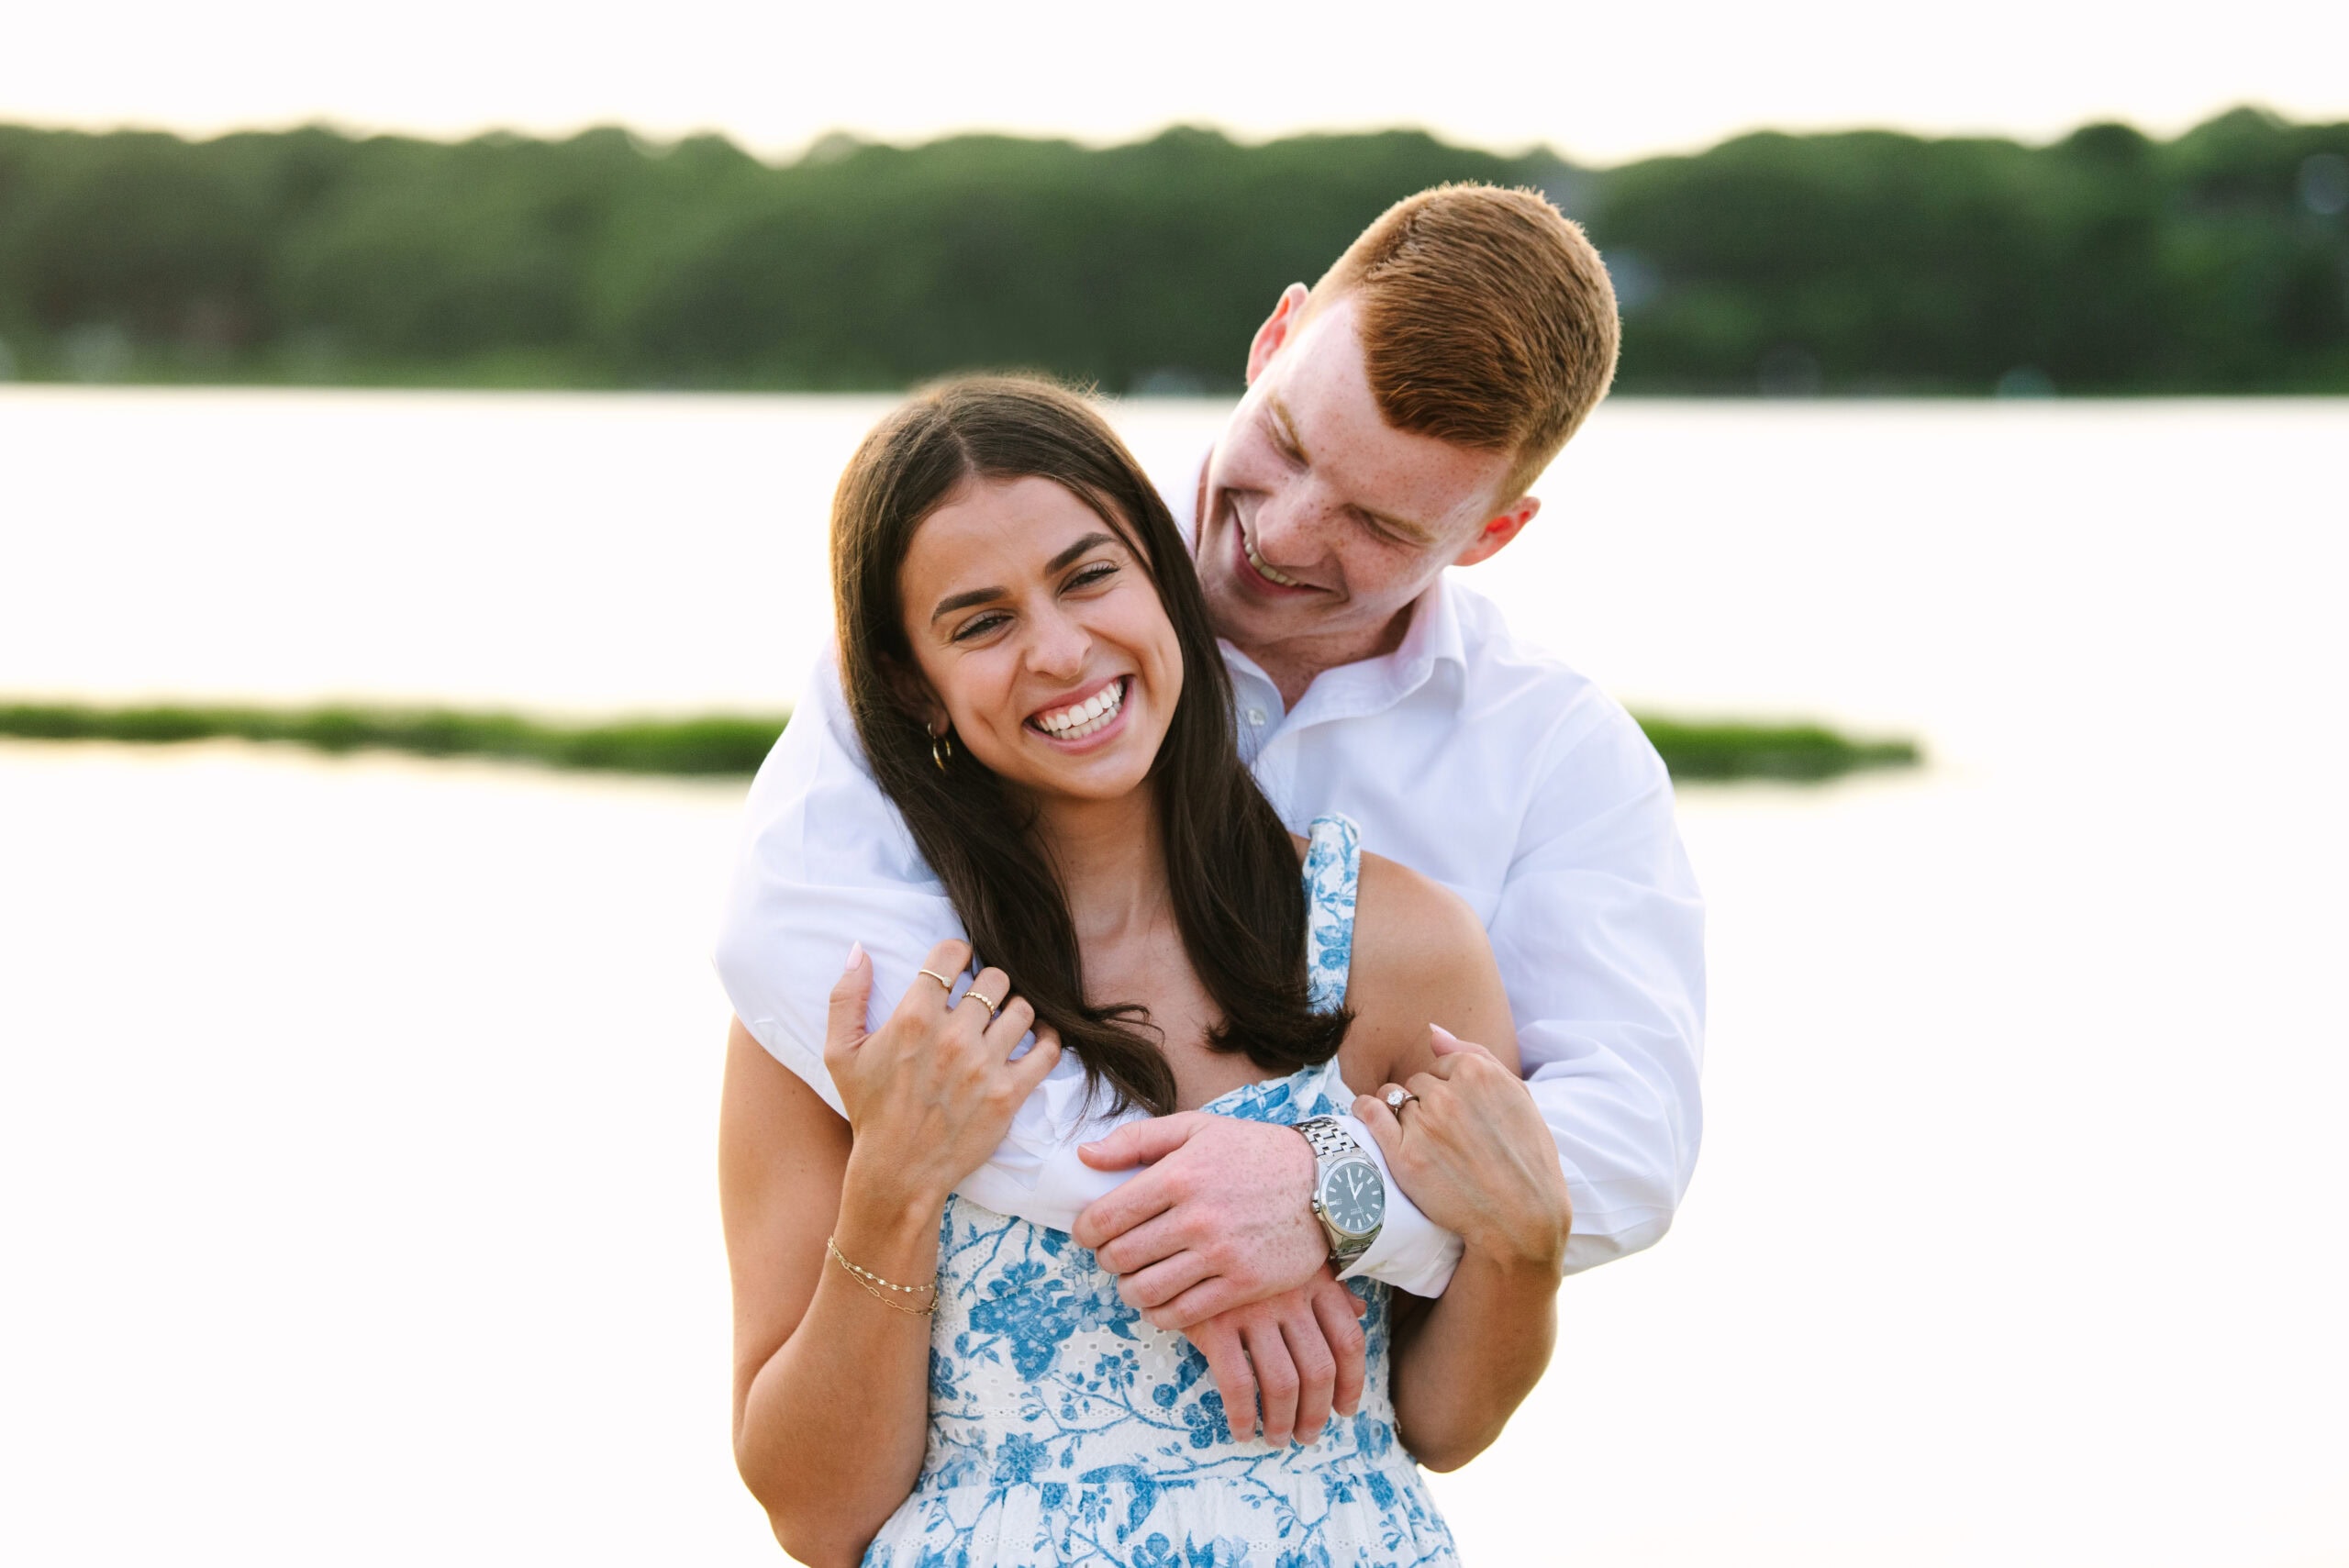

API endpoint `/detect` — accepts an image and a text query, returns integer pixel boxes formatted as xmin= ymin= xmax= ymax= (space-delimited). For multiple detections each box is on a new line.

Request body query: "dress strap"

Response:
xmin=1302 ymin=814 xmax=1362 ymax=1013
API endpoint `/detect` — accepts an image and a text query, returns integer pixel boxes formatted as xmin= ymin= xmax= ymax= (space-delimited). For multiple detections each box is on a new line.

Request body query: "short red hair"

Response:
xmin=1307 ymin=183 xmax=1620 ymax=502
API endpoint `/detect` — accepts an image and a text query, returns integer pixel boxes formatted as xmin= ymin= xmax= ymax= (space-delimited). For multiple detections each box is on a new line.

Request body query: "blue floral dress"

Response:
xmin=862 ymin=816 xmax=1459 ymax=1568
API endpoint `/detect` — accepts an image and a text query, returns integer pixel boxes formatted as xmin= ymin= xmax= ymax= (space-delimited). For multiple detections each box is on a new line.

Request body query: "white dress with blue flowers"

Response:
xmin=862 ymin=816 xmax=1459 ymax=1568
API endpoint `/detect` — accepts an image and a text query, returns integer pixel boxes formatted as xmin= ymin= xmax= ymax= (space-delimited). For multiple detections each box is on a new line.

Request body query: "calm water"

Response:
xmin=3 ymin=389 xmax=2345 ymax=1566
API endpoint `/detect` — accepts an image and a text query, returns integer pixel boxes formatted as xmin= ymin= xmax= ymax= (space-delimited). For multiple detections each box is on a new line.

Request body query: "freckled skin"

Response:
xmin=1191 ymin=291 xmax=1539 ymax=709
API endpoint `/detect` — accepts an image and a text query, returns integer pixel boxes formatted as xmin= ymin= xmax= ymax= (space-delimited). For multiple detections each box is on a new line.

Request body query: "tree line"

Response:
xmin=0 ymin=108 xmax=2343 ymax=395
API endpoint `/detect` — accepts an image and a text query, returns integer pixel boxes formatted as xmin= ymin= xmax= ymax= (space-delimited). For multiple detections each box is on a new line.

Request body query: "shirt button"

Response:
xmin=1247 ymin=708 xmax=1268 ymax=726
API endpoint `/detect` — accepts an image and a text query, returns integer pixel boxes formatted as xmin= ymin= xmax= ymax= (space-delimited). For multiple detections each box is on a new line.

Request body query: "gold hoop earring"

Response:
xmin=930 ymin=727 xmax=954 ymax=772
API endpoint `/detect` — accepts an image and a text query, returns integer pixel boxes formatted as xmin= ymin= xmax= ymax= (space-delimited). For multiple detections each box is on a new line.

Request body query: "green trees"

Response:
xmin=1594 ymin=111 xmax=2349 ymax=392
xmin=0 ymin=111 xmax=2342 ymax=393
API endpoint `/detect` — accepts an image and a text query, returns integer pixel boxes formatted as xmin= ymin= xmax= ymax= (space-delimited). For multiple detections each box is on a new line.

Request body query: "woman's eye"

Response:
xmin=1067 ymin=562 xmax=1119 ymax=590
xmin=952 ymin=613 xmax=1009 ymax=643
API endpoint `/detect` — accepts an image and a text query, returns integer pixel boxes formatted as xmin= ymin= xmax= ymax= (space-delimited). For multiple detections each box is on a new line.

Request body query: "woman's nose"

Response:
xmin=1024 ymin=606 xmax=1090 ymax=678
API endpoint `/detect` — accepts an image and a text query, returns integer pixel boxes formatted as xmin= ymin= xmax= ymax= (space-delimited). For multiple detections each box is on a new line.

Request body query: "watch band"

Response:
xmin=1296 ymin=1116 xmax=1358 ymax=1162
xmin=1296 ymin=1116 xmax=1379 ymax=1266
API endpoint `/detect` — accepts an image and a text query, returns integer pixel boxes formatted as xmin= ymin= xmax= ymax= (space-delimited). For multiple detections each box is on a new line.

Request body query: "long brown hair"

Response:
xmin=830 ymin=375 xmax=1348 ymax=1116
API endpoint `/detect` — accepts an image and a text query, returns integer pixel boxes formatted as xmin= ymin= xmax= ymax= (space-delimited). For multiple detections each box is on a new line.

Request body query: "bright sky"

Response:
xmin=6 ymin=0 xmax=2344 ymax=164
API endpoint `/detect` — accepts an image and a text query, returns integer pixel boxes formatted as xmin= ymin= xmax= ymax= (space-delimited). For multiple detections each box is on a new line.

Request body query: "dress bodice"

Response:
xmin=863 ymin=817 xmax=1459 ymax=1568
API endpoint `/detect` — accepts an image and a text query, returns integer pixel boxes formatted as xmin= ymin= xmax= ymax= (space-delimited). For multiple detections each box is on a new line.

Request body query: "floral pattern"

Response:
xmin=1301 ymin=813 xmax=1359 ymax=1016
xmin=863 ymin=817 xmax=1456 ymax=1568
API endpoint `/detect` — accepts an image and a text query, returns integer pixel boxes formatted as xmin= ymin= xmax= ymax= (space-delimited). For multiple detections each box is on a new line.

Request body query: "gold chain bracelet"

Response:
xmin=827 ymin=1237 xmax=939 ymax=1316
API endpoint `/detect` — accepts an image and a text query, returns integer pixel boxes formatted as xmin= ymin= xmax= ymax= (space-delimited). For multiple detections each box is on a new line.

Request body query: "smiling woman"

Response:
xmin=828 ymin=379 xmax=1343 ymax=1119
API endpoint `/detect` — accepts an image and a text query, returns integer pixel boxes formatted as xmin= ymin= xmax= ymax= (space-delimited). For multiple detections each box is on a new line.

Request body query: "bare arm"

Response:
xmin=1341 ymin=856 xmax=1573 ymax=1472
xmin=719 ymin=942 xmax=1061 ymax=1565
xmin=721 ymin=1017 xmax=930 ymax=1565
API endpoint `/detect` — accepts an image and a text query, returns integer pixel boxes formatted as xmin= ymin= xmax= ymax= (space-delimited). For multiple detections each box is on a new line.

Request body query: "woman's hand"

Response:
xmin=824 ymin=938 xmax=1063 ymax=1217
xmin=1353 ymin=1026 xmax=1573 ymax=1273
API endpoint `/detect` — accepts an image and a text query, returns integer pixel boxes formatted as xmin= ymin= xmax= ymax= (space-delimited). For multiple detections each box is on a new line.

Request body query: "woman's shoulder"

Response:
xmin=1345 ymin=851 xmax=1519 ymax=1081
xmin=1286 ymin=824 xmax=1484 ymax=982
xmin=1352 ymin=851 xmax=1490 ymax=985
xmin=1332 ymin=849 xmax=1515 ymax=1088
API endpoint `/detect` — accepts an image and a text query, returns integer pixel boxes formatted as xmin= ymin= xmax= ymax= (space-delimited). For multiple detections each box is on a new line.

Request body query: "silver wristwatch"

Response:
xmin=1296 ymin=1116 xmax=1386 ymax=1268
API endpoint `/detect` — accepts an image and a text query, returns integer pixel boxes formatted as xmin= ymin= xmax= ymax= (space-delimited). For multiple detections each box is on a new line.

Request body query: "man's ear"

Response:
xmin=1451 ymin=496 xmax=1540 ymax=570
xmin=1244 ymin=284 xmax=1312 ymax=385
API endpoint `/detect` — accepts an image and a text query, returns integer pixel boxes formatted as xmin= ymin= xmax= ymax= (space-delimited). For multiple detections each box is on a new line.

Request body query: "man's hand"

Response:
xmin=1181 ymin=1271 xmax=1367 ymax=1445
xmin=1072 ymin=1113 xmax=1327 ymax=1329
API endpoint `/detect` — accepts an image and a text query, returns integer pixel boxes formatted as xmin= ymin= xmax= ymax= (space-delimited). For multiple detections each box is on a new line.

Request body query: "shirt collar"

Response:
xmin=1393 ymin=573 xmax=1470 ymax=704
xmin=1222 ymin=575 xmax=1471 ymax=737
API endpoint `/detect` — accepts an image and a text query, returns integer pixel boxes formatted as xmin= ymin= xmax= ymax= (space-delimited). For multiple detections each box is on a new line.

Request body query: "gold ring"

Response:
xmin=916 ymin=968 xmax=957 ymax=993
xmin=963 ymin=988 xmax=1003 ymax=1020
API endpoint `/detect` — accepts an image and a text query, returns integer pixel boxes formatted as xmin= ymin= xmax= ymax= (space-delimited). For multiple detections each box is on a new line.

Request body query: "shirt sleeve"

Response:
xmin=1490 ymin=688 xmax=1707 ymax=1275
xmin=713 ymin=652 xmax=964 ymax=1110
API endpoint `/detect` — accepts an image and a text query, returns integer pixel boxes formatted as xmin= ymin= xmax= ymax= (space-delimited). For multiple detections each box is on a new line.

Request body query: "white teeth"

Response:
xmin=1245 ymin=534 xmax=1305 ymax=588
xmin=1035 ymin=679 xmax=1127 ymax=739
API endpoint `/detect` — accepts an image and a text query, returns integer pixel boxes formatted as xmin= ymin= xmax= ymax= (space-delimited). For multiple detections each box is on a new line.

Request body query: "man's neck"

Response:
xmin=1229 ymin=602 xmax=1418 ymax=711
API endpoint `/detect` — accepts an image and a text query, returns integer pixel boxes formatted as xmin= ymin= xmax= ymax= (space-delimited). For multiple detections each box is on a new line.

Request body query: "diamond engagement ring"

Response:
xmin=1385 ymin=1087 xmax=1418 ymax=1112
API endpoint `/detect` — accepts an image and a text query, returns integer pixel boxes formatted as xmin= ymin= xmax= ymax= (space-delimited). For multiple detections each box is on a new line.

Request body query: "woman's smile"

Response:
xmin=1027 ymin=675 xmax=1131 ymax=747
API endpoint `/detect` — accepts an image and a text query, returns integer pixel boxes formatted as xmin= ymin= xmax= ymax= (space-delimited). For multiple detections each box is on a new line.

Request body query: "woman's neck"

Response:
xmin=1030 ymin=785 xmax=1174 ymax=949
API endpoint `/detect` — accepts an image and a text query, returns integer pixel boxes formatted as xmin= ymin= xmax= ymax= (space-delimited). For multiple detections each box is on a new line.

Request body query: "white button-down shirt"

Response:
xmin=715 ymin=462 xmax=1705 ymax=1293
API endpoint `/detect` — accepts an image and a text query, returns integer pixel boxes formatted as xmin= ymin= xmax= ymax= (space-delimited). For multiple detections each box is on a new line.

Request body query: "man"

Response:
xmin=717 ymin=183 xmax=1704 ymax=1450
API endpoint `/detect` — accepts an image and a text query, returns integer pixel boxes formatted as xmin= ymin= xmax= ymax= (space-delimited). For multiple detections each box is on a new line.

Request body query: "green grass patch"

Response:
xmin=1632 ymin=717 xmax=1921 ymax=782
xmin=0 ymin=701 xmax=1920 ymax=784
xmin=0 ymin=702 xmax=784 ymax=776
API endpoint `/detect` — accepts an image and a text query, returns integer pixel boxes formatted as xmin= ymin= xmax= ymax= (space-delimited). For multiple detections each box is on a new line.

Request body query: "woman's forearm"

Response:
xmin=1388 ymin=1238 xmax=1564 ymax=1473
xmin=736 ymin=1157 xmax=946 ymax=1567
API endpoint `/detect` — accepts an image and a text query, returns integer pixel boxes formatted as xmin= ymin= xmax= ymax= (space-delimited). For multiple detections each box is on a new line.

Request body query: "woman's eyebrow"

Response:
xmin=930 ymin=584 xmax=1006 ymax=623
xmin=1045 ymin=531 xmax=1117 ymax=573
xmin=930 ymin=532 xmax=1119 ymax=624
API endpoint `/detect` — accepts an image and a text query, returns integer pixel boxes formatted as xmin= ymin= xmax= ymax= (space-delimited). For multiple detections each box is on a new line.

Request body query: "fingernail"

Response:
xmin=843 ymin=940 xmax=864 ymax=972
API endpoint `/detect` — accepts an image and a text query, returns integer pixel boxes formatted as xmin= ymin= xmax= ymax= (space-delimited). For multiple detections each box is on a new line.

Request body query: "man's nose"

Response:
xmin=1251 ymin=486 xmax=1327 ymax=564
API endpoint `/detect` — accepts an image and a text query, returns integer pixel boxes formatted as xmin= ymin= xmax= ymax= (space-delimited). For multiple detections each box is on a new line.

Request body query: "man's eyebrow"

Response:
xmin=1264 ymin=393 xmax=1308 ymax=458
xmin=930 ymin=532 xmax=1119 ymax=624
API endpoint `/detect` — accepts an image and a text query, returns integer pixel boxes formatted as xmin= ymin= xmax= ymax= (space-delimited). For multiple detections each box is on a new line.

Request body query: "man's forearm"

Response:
xmin=1523 ymin=1037 xmax=1698 ymax=1274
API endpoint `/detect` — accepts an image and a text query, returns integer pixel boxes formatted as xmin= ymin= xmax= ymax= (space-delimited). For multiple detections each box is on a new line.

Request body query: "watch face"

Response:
xmin=1320 ymin=1158 xmax=1386 ymax=1239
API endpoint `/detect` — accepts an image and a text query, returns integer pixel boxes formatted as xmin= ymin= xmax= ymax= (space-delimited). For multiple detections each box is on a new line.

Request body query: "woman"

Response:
xmin=720 ymin=378 xmax=1574 ymax=1567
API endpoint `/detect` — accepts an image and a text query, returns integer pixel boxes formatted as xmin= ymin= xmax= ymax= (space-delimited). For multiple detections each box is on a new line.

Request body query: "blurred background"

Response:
xmin=3 ymin=4 xmax=2344 ymax=1564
